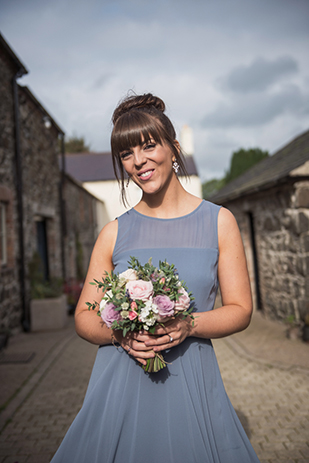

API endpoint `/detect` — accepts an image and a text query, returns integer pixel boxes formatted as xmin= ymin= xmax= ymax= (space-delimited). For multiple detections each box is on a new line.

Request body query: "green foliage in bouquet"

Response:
xmin=87 ymin=257 xmax=195 ymax=373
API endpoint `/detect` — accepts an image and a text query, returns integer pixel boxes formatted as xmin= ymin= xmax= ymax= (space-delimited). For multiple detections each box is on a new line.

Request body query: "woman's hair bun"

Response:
xmin=112 ymin=93 xmax=165 ymax=125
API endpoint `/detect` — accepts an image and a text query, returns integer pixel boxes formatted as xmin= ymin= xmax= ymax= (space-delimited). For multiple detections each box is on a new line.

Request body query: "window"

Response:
xmin=0 ymin=202 xmax=7 ymax=266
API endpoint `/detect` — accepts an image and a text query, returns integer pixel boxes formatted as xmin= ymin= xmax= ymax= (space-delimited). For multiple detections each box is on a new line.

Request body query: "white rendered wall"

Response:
xmin=84 ymin=175 xmax=202 ymax=226
xmin=83 ymin=180 xmax=142 ymax=222
xmin=179 ymin=175 xmax=202 ymax=198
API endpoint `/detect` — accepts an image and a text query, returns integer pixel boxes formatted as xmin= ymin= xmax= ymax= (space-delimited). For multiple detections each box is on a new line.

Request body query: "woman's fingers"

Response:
xmin=130 ymin=339 xmax=154 ymax=351
xmin=144 ymin=332 xmax=176 ymax=348
xmin=125 ymin=345 xmax=155 ymax=365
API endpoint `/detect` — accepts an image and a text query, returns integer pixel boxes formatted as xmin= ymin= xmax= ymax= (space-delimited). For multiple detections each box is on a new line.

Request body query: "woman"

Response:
xmin=51 ymin=93 xmax=260 ymax=462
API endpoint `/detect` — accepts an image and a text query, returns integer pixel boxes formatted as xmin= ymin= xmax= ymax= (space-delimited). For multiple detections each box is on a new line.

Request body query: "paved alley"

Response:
xmin=0 ymin=313 xmax=308 ymax=463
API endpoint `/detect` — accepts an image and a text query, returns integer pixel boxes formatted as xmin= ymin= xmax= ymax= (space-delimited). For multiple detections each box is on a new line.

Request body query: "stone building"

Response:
xmin=62 ymin=173 xmax=105 ymax=284
xmin=210 ymin=130 xmax=309 ymax=324
xmin=0 ymin=34 xmax=28 ymax=330
xmin=0 ymin=34 xmax=103 ymax=332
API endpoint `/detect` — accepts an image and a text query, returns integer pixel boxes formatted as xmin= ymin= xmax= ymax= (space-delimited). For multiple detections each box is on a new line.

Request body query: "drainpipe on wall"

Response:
xmin=59 ymin=133 xmax=66 ymax=282
xmin=12 ymin=72 xmax=30 ymax=331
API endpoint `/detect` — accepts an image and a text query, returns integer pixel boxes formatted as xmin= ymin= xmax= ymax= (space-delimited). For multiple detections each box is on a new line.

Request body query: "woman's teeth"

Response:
xmin=140 ymin=171 xmax=152 ymax=178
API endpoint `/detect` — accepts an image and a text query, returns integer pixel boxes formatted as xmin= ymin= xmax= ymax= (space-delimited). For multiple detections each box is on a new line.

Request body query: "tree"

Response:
xmin=202 ymin=178 xmax=225 ymax=199
xmin=202 ymin=147 xmax=269 ymax=199
xmin=224 ymin=147 xmax=269 ymax=184
xmin=64 ymin=135 xmax=91 ymax=153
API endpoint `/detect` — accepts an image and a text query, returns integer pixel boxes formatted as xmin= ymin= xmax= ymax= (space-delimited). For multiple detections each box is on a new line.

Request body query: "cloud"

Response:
xmin=201 ymin=85 xmax=309 ymax=128
xmin=1 ymin=0 xmax=309 ymax=181
xmin=223 ymin=56 xmax=298 ymax=93
xmin=91 ymin=73 xmax=115 ymax=90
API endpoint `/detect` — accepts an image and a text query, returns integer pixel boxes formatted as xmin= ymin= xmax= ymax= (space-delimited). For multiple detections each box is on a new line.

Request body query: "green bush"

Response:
xmin=29 ymin=252 xmax=63 ymax=299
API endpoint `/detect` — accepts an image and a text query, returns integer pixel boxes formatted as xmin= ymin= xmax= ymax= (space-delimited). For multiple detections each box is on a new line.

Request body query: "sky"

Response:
xmin=1 ymin=0 xmax=309 ymax=181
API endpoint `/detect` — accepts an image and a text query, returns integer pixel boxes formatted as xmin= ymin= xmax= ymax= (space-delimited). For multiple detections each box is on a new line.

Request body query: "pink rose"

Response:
xmin=130 ymin=301 xmax=137 ymax=310
xmin=175 ymin=288 xmax=191 ymax=311
xmin=128 ymin=310 xmax=138 ymax=320
xmin=154 ymin=295 xmax=175 ymax=318
xmin=126 ymin=280 xmax=153 ymax=301
xmin=101 ymin=302 xmax=121 ymax=327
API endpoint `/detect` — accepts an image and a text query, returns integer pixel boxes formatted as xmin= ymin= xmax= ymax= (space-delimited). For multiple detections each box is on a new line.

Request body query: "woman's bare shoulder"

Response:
xmin=218 ymin=206 xmax=237 ymax=228
xmin=217 ymin=207 xmax=241 ymax=248
xmin=95 ymin=219 xmax=118 ymax=251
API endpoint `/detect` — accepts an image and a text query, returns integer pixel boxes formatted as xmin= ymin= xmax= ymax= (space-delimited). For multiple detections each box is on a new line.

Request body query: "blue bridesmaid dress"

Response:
xmin=51 ymin=200 xmax=260 ymax=463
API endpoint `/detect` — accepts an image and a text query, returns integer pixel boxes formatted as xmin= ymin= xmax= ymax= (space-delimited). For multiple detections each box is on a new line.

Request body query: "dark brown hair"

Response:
xmin=111 ymin=93 xmax=188 ymax=206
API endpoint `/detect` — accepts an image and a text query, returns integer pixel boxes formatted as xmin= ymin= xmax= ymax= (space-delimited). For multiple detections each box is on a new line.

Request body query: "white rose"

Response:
xmin=99 ymin=298 xmax=107 ymax=312
xmin=119 ymin=269 xmax=138 ymax=283
xmin=99 ymin=290 xmax=113 ymax=313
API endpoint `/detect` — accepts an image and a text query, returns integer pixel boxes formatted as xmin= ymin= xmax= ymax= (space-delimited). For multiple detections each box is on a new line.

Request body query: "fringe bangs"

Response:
xmin=111 ymin=111 xmax=164 ymax=156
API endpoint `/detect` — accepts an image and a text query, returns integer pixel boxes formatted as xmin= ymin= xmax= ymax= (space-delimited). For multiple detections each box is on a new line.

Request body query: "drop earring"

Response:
xmin=172 ymin=160 xmax=179 ymax=174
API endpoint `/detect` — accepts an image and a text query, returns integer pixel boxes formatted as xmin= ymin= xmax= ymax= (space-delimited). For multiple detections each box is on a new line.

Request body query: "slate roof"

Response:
xmin=210 ymin=129 xmax=309 ymax=204
xmin=0 ymin=33 xmax=28 ymax=76
xmin=64 ymin=152 xmax=117 ymax=181
xmin=64 ymin=152 xmax=199 ymax=182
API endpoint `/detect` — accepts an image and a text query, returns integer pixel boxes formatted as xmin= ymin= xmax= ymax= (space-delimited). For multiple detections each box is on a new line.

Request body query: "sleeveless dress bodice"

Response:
xmin=51 ymin=200 xmax=260 ymax=463
xmin=113 ymin=201 xmax=220 ymax=317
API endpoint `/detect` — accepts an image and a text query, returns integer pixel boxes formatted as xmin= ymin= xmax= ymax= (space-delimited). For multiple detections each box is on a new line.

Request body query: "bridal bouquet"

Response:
xmin=87 ymin=257 xmax=194 ymax=373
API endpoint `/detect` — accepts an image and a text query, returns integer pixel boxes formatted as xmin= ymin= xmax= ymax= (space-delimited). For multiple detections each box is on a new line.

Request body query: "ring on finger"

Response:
xmin=127 ymin=346 xmax=131 ymax=353
xmin=168 ymin=335 xmax=173 ymax=343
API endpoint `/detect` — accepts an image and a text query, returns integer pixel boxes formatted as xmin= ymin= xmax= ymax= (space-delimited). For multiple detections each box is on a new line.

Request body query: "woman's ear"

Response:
xmin=173 ymin=140 xmax=181 ymax=155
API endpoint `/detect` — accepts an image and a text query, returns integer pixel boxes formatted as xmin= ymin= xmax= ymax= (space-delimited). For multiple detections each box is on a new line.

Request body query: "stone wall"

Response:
xmin=63 ymin=175 xmax=102 ymax=284
xmin=18 ymin=86 xmax=63 ymax=316
xmin=224 ymin=180 xmax=309 ymax=323
xmin=0 ymin=48 xmax=22 ymax=330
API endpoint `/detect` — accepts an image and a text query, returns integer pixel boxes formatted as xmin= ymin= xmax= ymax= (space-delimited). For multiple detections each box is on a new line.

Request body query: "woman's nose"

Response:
xmin=133 ymin=148 xmax=146 ymax=167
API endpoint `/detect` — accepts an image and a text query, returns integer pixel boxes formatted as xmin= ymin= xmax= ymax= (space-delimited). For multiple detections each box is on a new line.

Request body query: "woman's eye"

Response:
xmin=145 ymin=143 xmax=156 ymax=150
xmin=120 ymin=151 xmax=131 ymax=159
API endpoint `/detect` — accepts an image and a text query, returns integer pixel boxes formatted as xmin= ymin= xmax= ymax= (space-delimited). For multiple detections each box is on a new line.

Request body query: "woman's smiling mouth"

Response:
xmin=138 ymin=170 xmax=154 ymax=180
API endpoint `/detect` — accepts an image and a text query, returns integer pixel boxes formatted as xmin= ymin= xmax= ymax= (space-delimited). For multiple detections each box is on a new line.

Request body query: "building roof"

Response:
xmin=210 ymin=129 xmax=309 ymax=204
xmin=64 ymin=152 xmax=116 ymax=181
xmin=183 ymin=155 xmax=199 ymax=177
xmin=64 ymin=152 xmax=199 ymax=182
xmin=0 ymin=33 xmax=28 ymax=76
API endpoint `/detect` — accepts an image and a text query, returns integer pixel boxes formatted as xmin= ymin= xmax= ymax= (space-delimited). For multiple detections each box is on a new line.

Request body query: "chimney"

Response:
xmin=180 ymin=125 xmax=194 ymax=156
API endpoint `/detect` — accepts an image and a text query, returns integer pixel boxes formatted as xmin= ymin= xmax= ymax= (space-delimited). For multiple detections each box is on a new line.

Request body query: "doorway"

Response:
xmin=248 ymin=212 xmax=262 ymax=311
xmin=36 ymin=219 xmax=49 ymax=281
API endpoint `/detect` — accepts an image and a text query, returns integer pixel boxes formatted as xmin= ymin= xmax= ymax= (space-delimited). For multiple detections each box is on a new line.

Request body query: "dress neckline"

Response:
xmin=131 ymin=200 xmax=204 ymax=221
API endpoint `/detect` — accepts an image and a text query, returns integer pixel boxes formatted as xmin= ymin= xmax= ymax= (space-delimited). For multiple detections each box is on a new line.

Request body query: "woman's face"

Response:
xmin=119 ymin=137 xmax=176 ymax=196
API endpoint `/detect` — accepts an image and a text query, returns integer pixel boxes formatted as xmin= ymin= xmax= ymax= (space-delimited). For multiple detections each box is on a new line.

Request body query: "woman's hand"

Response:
xmin=112 ymin=330 xmax=157 ymax=366
xmin=143 ymin=316 xmax=193 ymax=353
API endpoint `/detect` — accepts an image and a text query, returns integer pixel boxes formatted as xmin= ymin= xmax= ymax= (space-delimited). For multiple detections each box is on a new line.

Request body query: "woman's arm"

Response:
xmin=74 ymin=220 xmax=118 ymax=345
xmin=145 ymin=207 xmax=253 ymax=351
xmin=74 ymin=220 xmax=155 ymax=365
xmin=188 ymin=206 xmax=252 ymax=338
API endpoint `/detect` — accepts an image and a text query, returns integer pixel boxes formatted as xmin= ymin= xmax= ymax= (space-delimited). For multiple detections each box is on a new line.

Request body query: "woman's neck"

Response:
xmin=134 ymin=181 xmax=201 ymax=219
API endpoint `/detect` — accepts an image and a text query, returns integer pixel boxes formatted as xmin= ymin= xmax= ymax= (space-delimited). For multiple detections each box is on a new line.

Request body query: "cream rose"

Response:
xmin=119 ymin=269 xmax=138 ymax=283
